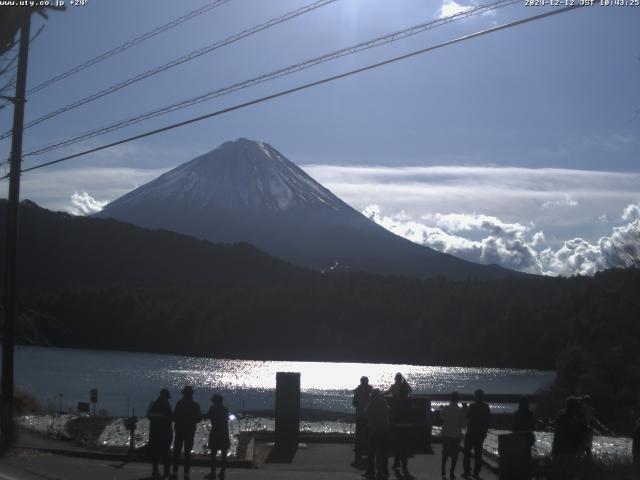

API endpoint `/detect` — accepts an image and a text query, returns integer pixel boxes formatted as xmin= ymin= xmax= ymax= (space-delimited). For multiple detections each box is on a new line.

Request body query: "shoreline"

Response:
xmin=16 ymin=413 xmax=634 ymax=468
xmin=12 ymin=343 xmax=558 ymax=373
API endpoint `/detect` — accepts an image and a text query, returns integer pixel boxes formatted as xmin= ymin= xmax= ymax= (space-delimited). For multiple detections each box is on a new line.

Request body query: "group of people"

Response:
xmin=147 ymin=386 xmax=230 ymax=480
xmin=439 ymin=389 xmax=491 ymax=479
xmin=352 ymin=373 xmax=417 ymax=479
xmin=353 ymin=376 xmax=492 ymax=480
xmin=354 ymin=375 xmax=624 ymax=480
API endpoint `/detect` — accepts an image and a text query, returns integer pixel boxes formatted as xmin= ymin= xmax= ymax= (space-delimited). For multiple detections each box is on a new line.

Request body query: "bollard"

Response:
xmin=266 ymin=372 xmax=300 ymax=463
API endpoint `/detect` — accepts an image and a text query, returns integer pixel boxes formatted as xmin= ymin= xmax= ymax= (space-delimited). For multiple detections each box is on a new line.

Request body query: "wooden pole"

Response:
xmin=1 ymin=9 xmax=31 ymax=450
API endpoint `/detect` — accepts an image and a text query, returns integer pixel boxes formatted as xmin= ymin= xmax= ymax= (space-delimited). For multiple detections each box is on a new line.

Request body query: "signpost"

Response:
xmin=90 ymin=388 xmax=98 ymax=415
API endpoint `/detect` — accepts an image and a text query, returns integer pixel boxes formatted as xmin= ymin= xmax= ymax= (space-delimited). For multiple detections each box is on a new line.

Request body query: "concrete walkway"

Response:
xmin=0 ymin=441 xmax=499 ymax=480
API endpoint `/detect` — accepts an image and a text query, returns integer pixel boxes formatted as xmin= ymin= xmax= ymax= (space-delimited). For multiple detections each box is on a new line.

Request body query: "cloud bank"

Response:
xmin=363 ymin=204 xmax=640 ymax=277
xmin=303 ymin=164 xmax=640 ymax=277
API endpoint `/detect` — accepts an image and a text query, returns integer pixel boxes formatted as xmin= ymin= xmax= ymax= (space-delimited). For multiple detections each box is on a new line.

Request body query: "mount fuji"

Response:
xmin=96 ymin=138 xmax=517 ymax=280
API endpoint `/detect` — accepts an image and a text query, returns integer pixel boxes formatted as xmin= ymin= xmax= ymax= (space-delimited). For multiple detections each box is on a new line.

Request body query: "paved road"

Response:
xmin=0 ymin=443 xmax=499 ymax=480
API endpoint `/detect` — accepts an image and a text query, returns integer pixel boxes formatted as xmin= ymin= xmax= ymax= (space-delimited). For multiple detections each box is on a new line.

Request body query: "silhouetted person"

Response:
xmin=172 ymin=386 xmax=202 ymax=480
xmin=580 ymin=395 xmax=595 ymax=458
xmin=512 ymin=396 xmax=536 ymax=477
xmin=147 ymin=388 xmax=173 ymax=479
xmin=386 ymin=372 xmax=412 ymax=476
xmin=353 ymin=376 xmax=373 ymax=466
xmin=205 ymin=394 xmax=229 ymax=480
xmin=512 ymin=396 xmax=535 ymax=444
xmin=463 ymin=389 xmax=490 ymax=479
xmin=363 ymin=388 xmax=390 ymax=479
xmin=441 ymin=391 xmax=467 ymax=480
xmin=551 ymin=397 xmax=589 ymax=479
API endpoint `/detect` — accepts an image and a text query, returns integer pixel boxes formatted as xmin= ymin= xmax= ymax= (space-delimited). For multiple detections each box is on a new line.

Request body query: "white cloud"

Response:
xmin=302 ymin=165 xmax=639 ymax=243
xmin=67 ymin=192 xmax=107 ymax=216
xmin=0 ymin=166 xmax=171 ymax=212
xmin=540 ymin=239 xmax=608 ymax=277
xmin=603 ymin=219 xmax=640 ymax=268
xmin=438 ymin=0 xmax=472 ymax=18
xmin=363 ymin=203 xmax=640 ymax=277
xmin=542 ymin=195 xmax=579 ymax=209
xmin=365 ymin=205 xmax=545 ymax=274
xmin=622 ymin=203 xmax=640 ymax=221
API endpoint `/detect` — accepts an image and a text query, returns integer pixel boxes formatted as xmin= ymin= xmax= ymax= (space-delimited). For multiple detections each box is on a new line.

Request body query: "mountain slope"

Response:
xmin=96 ymin=138 xmax=519 ymax=280
xmin=0 ymin=200 xmax=304 ymax=290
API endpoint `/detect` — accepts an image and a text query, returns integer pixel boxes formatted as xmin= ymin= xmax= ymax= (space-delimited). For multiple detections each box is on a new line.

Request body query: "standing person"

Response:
xmin=205 ymin=394 xmax=230 ymax=480
xmin=551 ymin=397 xmax=589 ymax=479
xmin=512 ymin=396 xmax=535 ymax=442
xmin=147 ymin=388 xmax=173 ymax=479
xmin=386 ymin=372 xmax=412 ymax=477
xmin=172 ymin=386 xmax=203 ymax=480
xmin=363 ymin=389 xmax=391 ymax=479
xmin=441 ymin=391 xmax=467 ymax=480
xmin=462 ymin=389 xmax=490 ymax=479
xmin=353 ymin=376 xmax=373 ymax=467
xmin=512 ymin=396 xmax=536 ymax=477
xmin=580 ymin=395 xmax=595 ymax=458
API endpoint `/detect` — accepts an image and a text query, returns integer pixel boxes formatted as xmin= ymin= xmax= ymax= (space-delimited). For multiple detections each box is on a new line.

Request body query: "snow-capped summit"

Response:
xmin=116 ymin=138 xmax=344 ymax=213
xmin=97 ymin=139 xmax=517 ymax=280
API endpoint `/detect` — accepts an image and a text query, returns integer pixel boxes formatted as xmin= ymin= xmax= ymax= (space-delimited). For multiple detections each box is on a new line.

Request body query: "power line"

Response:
xmin=0 ymin=0 xmax=338 ymax=140
xmin=0 ymin=25 xmax=45 ymax=110
xmin=25 ymin=0 xmax=232 ymax=96
xmin=0 ymin=52 xmax=19 ymax=77
xmin=1 ymin=24 xmax=45 ymax=77
xmin=0 ymin=4 xmax=582 ymax=181
xmin=21 ymin=0 xmax=519 ymax=158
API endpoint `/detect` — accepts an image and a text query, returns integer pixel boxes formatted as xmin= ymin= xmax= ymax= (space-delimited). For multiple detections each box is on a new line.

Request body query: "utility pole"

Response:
xmin=1 ymin=9 xmax=31 ymax=451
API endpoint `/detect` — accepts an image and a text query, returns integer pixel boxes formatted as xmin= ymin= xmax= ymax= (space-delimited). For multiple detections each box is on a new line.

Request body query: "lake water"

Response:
xmin=14 ymin=345 xmax=554 ymax=416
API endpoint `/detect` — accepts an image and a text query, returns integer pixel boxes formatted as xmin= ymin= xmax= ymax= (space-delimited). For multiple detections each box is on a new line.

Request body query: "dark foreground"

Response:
xmin=0 ymin=442 xmax=498 ymax=480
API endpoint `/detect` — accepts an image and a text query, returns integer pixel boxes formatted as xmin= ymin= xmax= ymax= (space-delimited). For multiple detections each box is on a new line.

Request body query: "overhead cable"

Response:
xmin=0 ymin=0 xmax=337 ymax=141
xmin=25 ymin=0 xmax=232 ymax=96
xmin=22 ymin=0 xmax=519 ymax=157
xmin=0 ymin=25 xmax=46 ymax=110
xmin=0 ymin=4 xmax=583 ymax=181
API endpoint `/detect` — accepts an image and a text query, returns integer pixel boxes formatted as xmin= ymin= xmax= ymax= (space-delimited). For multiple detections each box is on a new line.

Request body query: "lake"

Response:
xmin=14 ymin=345 xmax=554 ymax=416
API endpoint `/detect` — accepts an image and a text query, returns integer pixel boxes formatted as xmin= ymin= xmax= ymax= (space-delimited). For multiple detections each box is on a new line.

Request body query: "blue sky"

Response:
xmin=0 ymin=0 xmax=638 ymax=275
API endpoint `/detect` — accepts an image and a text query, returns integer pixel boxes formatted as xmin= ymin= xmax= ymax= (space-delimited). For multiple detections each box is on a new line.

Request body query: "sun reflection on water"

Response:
xmin=162 ymin=357 xmax=551 ymax=394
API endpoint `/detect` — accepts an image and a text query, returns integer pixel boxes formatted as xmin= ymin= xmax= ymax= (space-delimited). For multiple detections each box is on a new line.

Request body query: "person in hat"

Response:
xmin=147 ymin=388 xmax=173 ymax=479
xmin=205 ymin=394 xmax=230 ymax=480
xmin=172 ymin=386 xmax=202 ymax=479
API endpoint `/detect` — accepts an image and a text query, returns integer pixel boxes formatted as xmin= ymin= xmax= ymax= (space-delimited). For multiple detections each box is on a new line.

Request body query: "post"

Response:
xmin=1 ymin=9 xmax=31 ymax=450
xmin=266 ymin=372 xmax=300 ymax=463
xmin=275 ymin=372 xmax=300 ymax=444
